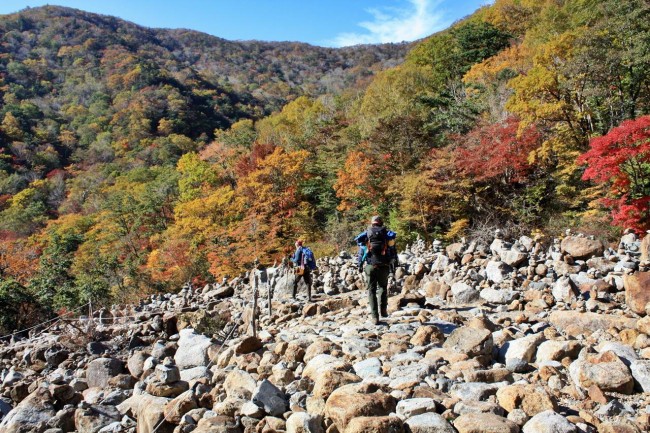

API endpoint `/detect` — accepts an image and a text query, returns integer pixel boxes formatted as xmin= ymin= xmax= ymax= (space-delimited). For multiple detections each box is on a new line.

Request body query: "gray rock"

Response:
xmin=451 ymin=282 xmax=480 ymax=304
xmin=552 ymin=277 xmax=577 ymax=303
xmin=450 ymin=382 xmax=504 ymax=401
xmin=286 ymin=412 xmax=324 ymax=433
xmin=405 ymin=412 xmax=456 ymax=433
xmin=174 ymin=328 xmax=214 ymax=369
xmin=630 ymin=360 xmax=650 ymax=392
xmin=523 ymin=410 xmax=576 ymax=433
xmin=396 ymin=398 xmax=437 ymax=419
xmin=443 ymin=327 xmax=493 ymax=358
xmin=500 ymin=333 xmax=545 ymax=372
xmin=486 ymin=261 xmax=513 ymax=284
xmin=598 ymin=342 xmax=638 ymax=366
xmin=87 ymin=358 xmax=124 ymax=389
xmin=353 ymin=357 xmax=382 ymax=380
xmin=0 ymin=388 xmax=56 ymax=433
xmin=480 ymin=288 xmax=517 ymax=304
xmin=500 ymin=250 xmax=528 ymax=267
xmin=252 ymin=379 xmax=287 ymax=417
xmin=155 ymin=364 xmax=180 ymax=384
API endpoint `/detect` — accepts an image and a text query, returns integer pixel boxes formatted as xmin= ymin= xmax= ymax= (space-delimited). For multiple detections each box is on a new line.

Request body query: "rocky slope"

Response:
xmin=1 ymin=230 xmax=650 ymax=433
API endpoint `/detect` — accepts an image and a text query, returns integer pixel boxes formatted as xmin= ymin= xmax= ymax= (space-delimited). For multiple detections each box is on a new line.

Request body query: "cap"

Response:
xmin=371 ymin=215 xmax=383 ymax=226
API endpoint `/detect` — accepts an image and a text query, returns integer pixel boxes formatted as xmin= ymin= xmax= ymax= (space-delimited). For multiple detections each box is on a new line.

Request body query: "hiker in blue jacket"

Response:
xmin=291 ymin=239 xmax=313 ymax=302
xmin=355 ymin=216 xmax=397 ymax=325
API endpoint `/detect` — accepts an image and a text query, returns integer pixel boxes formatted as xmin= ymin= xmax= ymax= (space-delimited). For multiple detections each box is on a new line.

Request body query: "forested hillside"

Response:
xmin=2 ymin=0 xmax=650 ymax=332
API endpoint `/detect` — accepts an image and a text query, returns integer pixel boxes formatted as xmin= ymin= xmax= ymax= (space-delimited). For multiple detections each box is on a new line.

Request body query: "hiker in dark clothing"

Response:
xmin=291 ymin=240 xmax=312 ymax=301
xmin=356 ymin=215 xmax=396 ymax=325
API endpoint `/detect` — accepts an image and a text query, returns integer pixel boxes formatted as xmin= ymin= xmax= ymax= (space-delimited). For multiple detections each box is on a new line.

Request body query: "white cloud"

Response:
xmin=330 ymin=0 xmax=449 ymax=47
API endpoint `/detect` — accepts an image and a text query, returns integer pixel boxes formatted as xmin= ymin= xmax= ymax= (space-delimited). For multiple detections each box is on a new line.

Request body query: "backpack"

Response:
xmin=301 ymin=246 xmax=317 ymax=270
xmin=366 ymin=226 xmax=390 ymax=266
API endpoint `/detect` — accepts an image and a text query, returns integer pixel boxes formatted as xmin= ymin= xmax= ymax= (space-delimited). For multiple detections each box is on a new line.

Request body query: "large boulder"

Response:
xmin=344 ymin=416 xmax=404 ymax=433
xmin=117 ymin=394 xmax=173 ymax=433
xmin=454 ymin=413 xmax=519 ymax=433
xmin=549 ymin=311 xmax=637 ymax=337
xmin=522 ymin=411 xmax=576 ymax=433
xmin=224 ymin=369 xmax=257 ymax=400
xmin=174 ymin=328 xmax=214 ymax=369
xmin=87 ymin=358 xmax=124 ymax=388
xmin=252 ymin=379 xmax=287 ymax=417
xmin=560 ymin=236 xmax=604 ymax=260
xmin=313 ymin=370 xmax=362 ymax=400
xmin=500 ymin=333 xmax=545 ymax=372
xmin=451 ymin=282 xmax=480 ymax=304
xmin=0 ymin=388 xmax=56 ymax=433
xmin=535 ymin=340 xmax=582 ymax=363
xmin=405 ymin=412 xmax=456 ymax=433
xmin=443 ymin=327 xmax=493 ymax=358
xmin=303 ymin=354 xmax=351 ymax=381
xmin=74 ymin=404 xmax=121 ymax=433
xmin=286 ymin=412 xmax=324 ymax=433
xmin=324 ymin=384 xmax=396 ymax=431
xmin=486 ymin=261 xmax=513 ymax=284
xmin=496 ymin=384 xmax=557 ymax=417
xmin=569 ymin=351 xmax=634 ymax=394
xmin=623 ymin=272 xmax=650 ymax=315
xmin=193 ymin=415 xmax=242 ymax=433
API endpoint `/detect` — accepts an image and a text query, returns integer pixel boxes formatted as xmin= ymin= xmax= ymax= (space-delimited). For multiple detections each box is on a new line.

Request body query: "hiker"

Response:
xmin=356 ymin=215 xmax=397 ymax=325
xmin=291 ymin=240 xmax=315 ymax=301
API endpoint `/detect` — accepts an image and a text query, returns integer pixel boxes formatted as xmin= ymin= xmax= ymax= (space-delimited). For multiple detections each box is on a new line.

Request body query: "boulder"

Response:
xmin=623 ymin=272 xmax=650 ymax=315
xmin=549 ymin=312 xmax=637 ymax=337
xmin=343 ymin=416 xmax=404 ymax=433
xmin=443 ymin=327 xmax=493 ymax=358
xmin=303 ymin=354 xmax=351 ymax=381
xmin=500 ymin=250 xmax=528 ymax=267
xmin=410 ymin=325 xmax=444 ymax=346
xmin=560 ymin=236 xmax=604 ymax=260
xmin=535 ymin=340 xmax=582 ymax=363
xmin=286 ymin=412 xmax=324 ymax=433
xmin=396 ymin=398 xmax=437 ymax=419
xmin=486 ymin=261 xmax=513 ymax=284
xmin=0 ymin=388 xmax=56 ymax=433
xmin=451 ymin=282 xmax=480 ymax=304
xmin=118 ymin=394 xmax=172 ymax=433
xmin=353 ymin=357 xmax=383 ymax=380
xmin=569 ymin=351 xmax=634 ymax=394
xmin=193 ymin=415 xmax=242 ymax=433
xmin=496 ymin=385 xmax=557 ymax=417
xmin=522 ymin=410 xmax=576 ymax=433
xmin=454 ymin=413 xmax=519 ymax=433
xmin=174 ymin=328 xmax=214 ymax=369
xmin=234 ymin=336 xmax=262 ymax=354
xmin=224 ymin=369 xmax=257 ymax=400
xmin=630 ymin=360 xmax=650 ymax=392
xmin=74 ymin=405 xmax=121 ymax=433
xmin=86 ymin=358 xmax=124 ymax=389
xmin=252 ymin=379 xmax=287 ymax=417
xmin=127 ymin=351 xmax=149 ymax=379
xmin=405 ymin=412 xmax=457 ymax=433
xmin=500 ymin=333 xmax=545 ymax=372
xmin=324 ymin=384 xmax=396 ymax=431
xmin=313 ymin=370 xmax=361 ymax=400
xmin=480 ymin=288 xmax=517 ymax=305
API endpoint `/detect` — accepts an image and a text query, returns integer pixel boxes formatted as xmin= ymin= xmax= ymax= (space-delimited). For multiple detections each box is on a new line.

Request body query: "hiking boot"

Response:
xmin=380 ymin=309 xmax=388 ymax=318
xmin=372 ymin=316 xmax=380 ymax=325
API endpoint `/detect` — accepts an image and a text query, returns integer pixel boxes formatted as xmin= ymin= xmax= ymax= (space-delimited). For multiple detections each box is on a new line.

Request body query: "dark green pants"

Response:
xmin=365 ymin=264 xmax=389 ymax=319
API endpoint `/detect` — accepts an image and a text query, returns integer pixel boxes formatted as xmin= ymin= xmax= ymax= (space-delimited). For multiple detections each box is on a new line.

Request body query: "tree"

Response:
xmin=579 ymin=115 xmax=650 ymax=232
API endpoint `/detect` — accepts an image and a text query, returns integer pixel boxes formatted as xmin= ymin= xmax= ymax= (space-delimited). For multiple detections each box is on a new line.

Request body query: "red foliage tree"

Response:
xmin=456 ymin=116 xmax=542 ymax=184
xmin=579 ymin=115 xmax=650 ymax=232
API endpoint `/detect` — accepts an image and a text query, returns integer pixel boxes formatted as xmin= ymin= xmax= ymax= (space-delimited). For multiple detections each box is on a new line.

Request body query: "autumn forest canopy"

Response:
xmin=1 ymin=0 xmax=650 ymax=332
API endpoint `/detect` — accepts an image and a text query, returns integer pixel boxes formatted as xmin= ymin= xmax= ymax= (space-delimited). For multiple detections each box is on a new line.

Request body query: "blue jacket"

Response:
xmin=292 ymin=247 xmax=304 ymax=266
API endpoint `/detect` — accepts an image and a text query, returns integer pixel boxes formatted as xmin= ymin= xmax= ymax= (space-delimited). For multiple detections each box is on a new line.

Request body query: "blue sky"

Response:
xmin=0 ymin=0 xmax=492 ymax=47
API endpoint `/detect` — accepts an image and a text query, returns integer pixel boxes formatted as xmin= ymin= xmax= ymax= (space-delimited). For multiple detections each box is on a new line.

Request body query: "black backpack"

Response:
xmin=366 ymin=226 xmax=389 ymax=266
